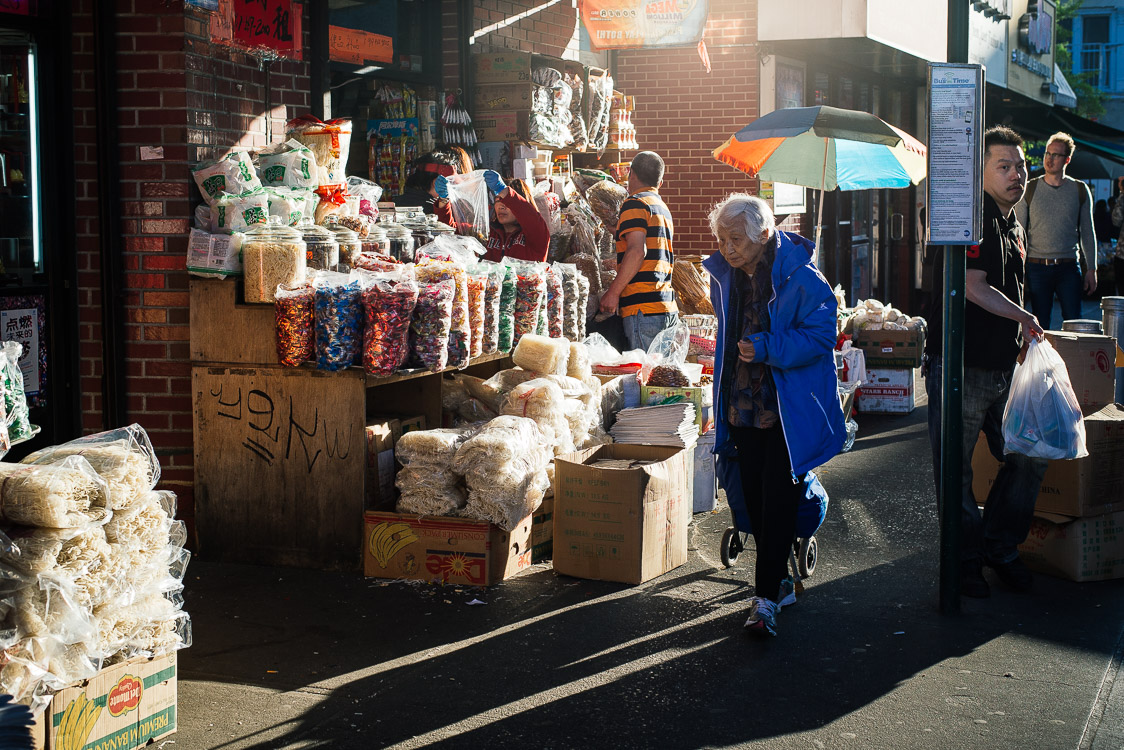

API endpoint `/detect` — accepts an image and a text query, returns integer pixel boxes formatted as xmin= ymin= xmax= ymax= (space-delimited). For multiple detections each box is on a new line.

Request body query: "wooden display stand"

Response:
xmin=190 ymin=278 xmax=509 ymax=571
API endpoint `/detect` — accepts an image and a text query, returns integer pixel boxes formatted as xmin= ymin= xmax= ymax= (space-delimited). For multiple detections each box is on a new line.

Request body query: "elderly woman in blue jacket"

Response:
xmin=703 ymin=193 xmax=845 ymax=637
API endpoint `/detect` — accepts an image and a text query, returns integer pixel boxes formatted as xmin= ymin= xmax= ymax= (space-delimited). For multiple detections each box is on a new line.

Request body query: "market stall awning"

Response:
xmin=1053 ymin=64 xmax=1078 ymax=109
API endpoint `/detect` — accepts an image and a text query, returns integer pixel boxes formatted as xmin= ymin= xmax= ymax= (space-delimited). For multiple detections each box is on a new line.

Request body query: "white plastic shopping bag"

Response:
xmin=1001 ymin=338 xmax=1088 ymax=460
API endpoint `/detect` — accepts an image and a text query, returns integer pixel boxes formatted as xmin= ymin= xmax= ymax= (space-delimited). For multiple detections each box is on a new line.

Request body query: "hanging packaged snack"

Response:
xmin=479 ymin=260 xmax=505 ymax=355
xmin=360 ymin=267 xmax=419 ymax=377
xmin=556 ymin=262 xmax=581 ymax=341
xmin=466 ymin=266 xmax=488 ymax=359
xmin=242 ymin=218 xmax=307 ymax=304
xmin=286 ymin=116 xmax=353 ymax=190
xmin=544 ymin=264 xmax=564 ymax=339
xmin=313 ymin=271 xmax=363 ymax=371
xmin=255 ymin=139 xmax=321 ymax=189
xmin=191 ymin=151 xmax=261 ymax=205
xmin=274 ymin=283 xmax=315 ymax=367
xmin=510 ymin=261 xmax=547 ymax=348
xmin=409 ymin=278 xmax=455 ymax=373
xmin=1 ymin=342 xmax=33 ymax=445
xmin=416 ymin=255 xmax=470 ymax=369
xmin=211 ymin=188 xmax=270 ymax=234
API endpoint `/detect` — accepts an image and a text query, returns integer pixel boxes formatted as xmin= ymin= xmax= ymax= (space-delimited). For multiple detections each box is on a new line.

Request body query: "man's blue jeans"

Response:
xmin=923 ymin=357 xmax=1048 ymax=565
xmin=623 ymin=311 xmax=678 ymax=352
xmin=1025 ymin=261 xmax=1083 ymax=331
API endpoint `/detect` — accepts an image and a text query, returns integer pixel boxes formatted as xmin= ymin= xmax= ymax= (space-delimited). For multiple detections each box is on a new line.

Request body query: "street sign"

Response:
xmin=927 ymin=64 xmax=984 ymax=245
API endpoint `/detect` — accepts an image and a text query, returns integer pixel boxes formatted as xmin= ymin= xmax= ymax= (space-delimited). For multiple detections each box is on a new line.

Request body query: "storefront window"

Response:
xmin=776 ymin=62 xmax=804 ymax=110
xmin=813 ymin=72 xmax=830 ymax=105
xmin=0 ymin=30 xmax=43 ymax=282
xmin=328 ymin=0 xmax=439 ymax=79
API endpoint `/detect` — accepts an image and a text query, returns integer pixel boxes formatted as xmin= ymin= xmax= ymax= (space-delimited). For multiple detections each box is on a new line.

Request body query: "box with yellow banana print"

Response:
xmin=32 ymin=654 xmax=176 ymax=750
xmin=364 ymin=511 xmax=534 ymax=585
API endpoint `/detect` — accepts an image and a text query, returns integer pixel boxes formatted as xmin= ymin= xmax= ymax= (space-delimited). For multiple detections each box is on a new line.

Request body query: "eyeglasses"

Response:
xmin=1044 ymin=152 xmax=1069 ymax=160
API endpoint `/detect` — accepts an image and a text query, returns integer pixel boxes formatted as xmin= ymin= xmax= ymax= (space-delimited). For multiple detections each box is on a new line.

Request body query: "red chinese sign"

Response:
xmin=0 ymin=0 xmax=31 ymax=16
xmin=329 ymin=25 xmax=393 ymax=66
xmin=210 ymin=0 xmax=303 ymax=59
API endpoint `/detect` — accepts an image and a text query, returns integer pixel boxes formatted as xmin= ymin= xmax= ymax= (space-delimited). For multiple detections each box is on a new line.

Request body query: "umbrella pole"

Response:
xmin=815 ymin=137 xmax=828 ymax=254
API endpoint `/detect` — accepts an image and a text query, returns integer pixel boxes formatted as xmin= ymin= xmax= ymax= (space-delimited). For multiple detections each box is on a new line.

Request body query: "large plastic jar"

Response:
xmin=299 ymin=220 xmax=340 ymax=272
xmin=242 ymin=217 xmax=307 ymax=303
xmin=329 ymin=220 xmax=362 ymax=268
xmin=384 ymin=222 xmax=415 ymax=263
xmin=361 ymin=224 xmax=388 ymax=256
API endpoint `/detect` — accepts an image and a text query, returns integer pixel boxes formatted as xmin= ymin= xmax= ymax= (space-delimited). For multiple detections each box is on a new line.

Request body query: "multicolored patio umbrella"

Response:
xmin=713 ymin=105 xmax=927 ymax=191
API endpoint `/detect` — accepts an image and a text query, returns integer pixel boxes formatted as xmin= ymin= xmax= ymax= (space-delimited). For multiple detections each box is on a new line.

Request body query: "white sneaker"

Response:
xmin=777 ymin=577 xmax=797 ymax=609
xmin=744 ymin=596 xmax=778 ymax=636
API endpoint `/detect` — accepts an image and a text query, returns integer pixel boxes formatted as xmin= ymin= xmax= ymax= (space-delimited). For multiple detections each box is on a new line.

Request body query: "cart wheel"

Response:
xmin=798 ymin=536 xmax=818 ymax=578
xmin=721 ymin=527 xmax=742 ymax=568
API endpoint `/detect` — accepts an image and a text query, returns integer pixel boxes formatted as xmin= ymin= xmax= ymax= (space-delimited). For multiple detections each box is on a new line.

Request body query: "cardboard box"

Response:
xmin=853 ymin=328 xmax=924 ymax=368
xmin=693 ymin=430 xmax=717 ymax=513
xmin=364 ymin=511 xmax=533 ymax=585
xmin=1019 ymin=509 xmax=1124 ymax=582
xmin=398 ymin=414 xmax=426 ymax=437
xmin=473 ymin=51 xmax=534 ymax=83
xmin=972 ymin=404 xmax=1124 ymax=518
xmin=553 ymin=444 xmax=691 ymax=584
xmin=640 ymin=385 xmax=711 ymax=430
xmin=1044 ymin=330 xmax=1117 ymax=415
xmin=473 ymin=82 xmax=552 ymax=112
xmin=531 ymin=496 xmax=554 ymax=562
xmin=474 ymin=110 xmax=531 ymax=143
xmin=365 ymin=416 xmax=400 ymax=511
xmin=856 ymin=367 xmax=916 ymax=414
xmin=32 ymin=654 xmax=177 ymax=750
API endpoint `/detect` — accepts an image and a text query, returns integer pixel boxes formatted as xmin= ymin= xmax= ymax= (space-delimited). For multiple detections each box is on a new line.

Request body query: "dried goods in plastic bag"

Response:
xmin=313 ymin=271 xmax=363 ymax=371
xmin=445 ymin=170 xmax=492 ymax=243
xmin=20 ymin=424 xmax=160 ymax=509
xmin=586 ymin=180 xmax=628 ymax=227
xmin=416 ymin=256 xmax=470 ymax=368
xmin=499 ymin=263 xmax=517 ymax=353
xmin=467 ymin=266 xmax=488 ymax=359
xmin=544 ymin=264 xmax=564 ymax=338
xmin=264 ymin=186 xmax=315 ymax=227
xmin=513 ymin=334 xmax=569 ymax=376
xmin=409 ymin=279 xmax=455 ymax=372
xmin=274 ymin=283 xmax=315 ymax=367
xmin=510 ymin=261 xmax=547 ymax=348
xmin=0 ymin=457 xmax=111 ymax=528
xmin=255 ymin=138 xmax=320 ymax=189
xmin=360 ymin=268 xmax=418 ymax=376
xmin=192 ymin=150 xmax=261 ymax=205
xmin=1 ymin=342 xmax=33 ymax=445
xmin=479 ymin=260 xmax=504 ymax=354
xmin=211 ymin=189 xmax=270 ymax=234
xmin=556 ymin=263 xmax=581 ymax=341
xmin=287 ymin=115 xmax=352 ymax=189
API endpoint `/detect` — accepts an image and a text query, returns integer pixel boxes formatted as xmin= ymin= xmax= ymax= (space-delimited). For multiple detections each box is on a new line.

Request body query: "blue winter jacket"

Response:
xmin=703 ymin=230 xmax=845 ymax=481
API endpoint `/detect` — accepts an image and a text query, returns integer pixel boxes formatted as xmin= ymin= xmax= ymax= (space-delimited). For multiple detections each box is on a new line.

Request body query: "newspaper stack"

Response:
xmin=609 ymin=402 xmax=699 ymax=448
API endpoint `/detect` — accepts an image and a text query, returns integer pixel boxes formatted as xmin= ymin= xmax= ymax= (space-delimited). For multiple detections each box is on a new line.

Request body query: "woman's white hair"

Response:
xmin=708 ymin=193 xmax=776 ymax=244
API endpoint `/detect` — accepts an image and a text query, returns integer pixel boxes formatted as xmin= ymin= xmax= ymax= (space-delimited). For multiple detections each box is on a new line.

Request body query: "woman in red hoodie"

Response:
xmin=436 ymin=170 xmax=550 ymax=262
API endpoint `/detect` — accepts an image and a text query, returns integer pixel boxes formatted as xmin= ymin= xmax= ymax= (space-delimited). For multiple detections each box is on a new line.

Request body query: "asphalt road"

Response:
xmin=177 ymin=383 xmax=1124 ymax=749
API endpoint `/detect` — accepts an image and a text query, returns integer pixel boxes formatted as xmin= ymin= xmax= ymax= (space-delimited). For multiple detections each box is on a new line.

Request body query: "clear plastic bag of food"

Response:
xmin=466 ymin=266 xmax=488 ymax=359
xmin=575 ymin=273 xmax=590 ymax=340
xmin=642 ymin=322 xmax=691 ymax=385
xmin=501 ymin=378 xmax=574 ymax=455
xmin=513 ymin=334 xmax=570 ymax=376
xmin=555 ymin=263 xmax=580 ymax=342
xmin=255 ymin=138 xmax=321 ymax=189
xmin=313 ymin=271 xmax=363 ymax=371
xmin=0 ymin=456 xmax=112 ymax=529
xmin=409 ymin=279 xmax=455 ymax=373
xmin=532 ymin=184 xmax=562 ymax=235
xmin=1 ymin=342 xmax=33 ymax=445
xmin=509 ymin=261 xmax=547 ymax=348
xmin=286 ymin=116 xmax=352 ymax=189
xmin=445 ymin=170 xmax=491 ymax=243
xmin=416 ymin=256 xmax=470 ymax=369
xmin=586 ymin=179 xmax=628 ymax=227
xmin=395 ymin=425 xmax=477 ymax=467
xmin=103 ymin=490 xmax=175 ymax=555
xmin=345 ymin=176 xmax=385 ymax=220
xmin=20 ymin=424 xmax=160 ymax=509
xmin=499 ymin=263 xmax=517 ymax=353
xmin=396 ymin=486 xmax=467 ymax=517
xmin=478 ymin=260 xmax=504 ymax=355
xmin=359 ymin=267 xmax=418 ymax=376
xmin=264 ymin=186 xmax=315 ymax=226
xmin=192 ymin=150 xmax=261 ymax=205
xmin=544 ymin=264 xmax=564 ymax=339
xmin=211 ymin=188 xmax=270 ymax=234
xmin=274 ymin=283 xmax=315 ymax=367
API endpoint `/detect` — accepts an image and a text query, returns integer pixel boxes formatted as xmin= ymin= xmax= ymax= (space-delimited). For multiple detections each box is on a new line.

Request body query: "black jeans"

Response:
xmin=730 ymin=424 xmax=805 ymax=602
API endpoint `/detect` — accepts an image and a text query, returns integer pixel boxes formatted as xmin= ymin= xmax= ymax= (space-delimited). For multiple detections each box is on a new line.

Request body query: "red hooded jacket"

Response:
xmin=482 ymin=190 xmax=550 ymax=263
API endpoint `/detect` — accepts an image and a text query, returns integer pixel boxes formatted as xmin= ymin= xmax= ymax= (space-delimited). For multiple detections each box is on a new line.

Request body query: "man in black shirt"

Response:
xmin=922 ymin=126 xmax=1047 ymax=599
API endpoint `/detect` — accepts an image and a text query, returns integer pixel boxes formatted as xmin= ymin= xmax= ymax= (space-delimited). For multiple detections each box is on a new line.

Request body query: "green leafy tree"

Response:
xmin=1056 ymin=0 xmax=1108 ymax=119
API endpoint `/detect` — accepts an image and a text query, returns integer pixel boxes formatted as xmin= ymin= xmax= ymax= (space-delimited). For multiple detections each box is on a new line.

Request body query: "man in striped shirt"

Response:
xmin=599 ymin=151 xmax=679 ymax=351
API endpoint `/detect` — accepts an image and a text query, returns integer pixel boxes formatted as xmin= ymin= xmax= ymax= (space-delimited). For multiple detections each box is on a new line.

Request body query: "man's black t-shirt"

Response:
xmin=923 ymin=192 xmax=1027 ymax=371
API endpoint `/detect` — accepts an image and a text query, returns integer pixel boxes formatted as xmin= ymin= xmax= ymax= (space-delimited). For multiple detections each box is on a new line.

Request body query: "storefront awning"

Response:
xmin=1053 ymin=64 xmax=1078 ymax=109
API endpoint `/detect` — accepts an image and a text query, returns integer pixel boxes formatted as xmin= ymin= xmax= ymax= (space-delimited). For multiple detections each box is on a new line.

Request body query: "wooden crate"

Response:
xmin=193 ymin=364 xmax=367 ymax=570
xmin=190 ymin=277 xmax=276 ymax=366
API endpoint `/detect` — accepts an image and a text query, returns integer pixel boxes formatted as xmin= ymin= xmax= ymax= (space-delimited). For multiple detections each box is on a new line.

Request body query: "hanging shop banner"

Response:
xmin=329 ymin=25 xmax=394 ymax=66
xmin=210 ymin=0 xmax=303 ymax=60
xmin=0 ymin=294 xmax=46 ymax=404
xmin=0 ymin=0 xmax=32 ymax=15
xmin=579 ymin=0 xmax=709 ymax=51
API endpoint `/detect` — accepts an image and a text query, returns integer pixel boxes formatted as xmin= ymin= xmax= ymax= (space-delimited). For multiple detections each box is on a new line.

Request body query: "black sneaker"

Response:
xmin=960 ymin=562 xmax=991 ymax=598
xmin=988 ymin=557 xmax=1034 ymax=593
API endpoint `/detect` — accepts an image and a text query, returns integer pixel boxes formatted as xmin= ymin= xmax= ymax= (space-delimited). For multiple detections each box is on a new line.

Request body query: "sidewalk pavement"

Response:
xmin=176 ymin=379 xmax=1124 ymax=749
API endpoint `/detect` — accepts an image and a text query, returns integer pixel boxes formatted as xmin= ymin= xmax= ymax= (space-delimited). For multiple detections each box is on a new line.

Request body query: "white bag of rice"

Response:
xmin=255 ymin=138 xmax=321 ymax=189
xmin=212 ymin=189 xmax=271 ymax=234
xmin=192 ymin=151 xmax=261 ymax=205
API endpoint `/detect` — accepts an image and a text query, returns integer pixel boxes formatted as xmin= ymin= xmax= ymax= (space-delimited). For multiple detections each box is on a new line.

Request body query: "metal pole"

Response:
xmin=939 ymin=0 xmax=972 ymax=614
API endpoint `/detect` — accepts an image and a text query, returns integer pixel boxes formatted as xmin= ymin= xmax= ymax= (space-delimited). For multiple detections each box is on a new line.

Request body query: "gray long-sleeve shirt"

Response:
xmin=1014 ymin=176 xmax=1095 ymax=270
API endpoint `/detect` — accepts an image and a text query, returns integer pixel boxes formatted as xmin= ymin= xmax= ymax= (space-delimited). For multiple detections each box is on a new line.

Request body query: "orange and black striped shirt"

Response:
xmin=615 ymin=190 xmax=677 ymax=317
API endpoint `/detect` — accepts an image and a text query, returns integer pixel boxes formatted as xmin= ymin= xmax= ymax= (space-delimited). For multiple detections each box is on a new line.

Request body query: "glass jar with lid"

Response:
xmin=384 ymin=222 xmax=415 ymax=263
xmin=361 ymin=223 xmax=388 ymax=257
xmin=327 ymin=217 xmax=362 ymax=268
xmin=298 ymin=219 xmax=339 ymax=272
xmin=242 ymin=216 xmax=307 ymax=304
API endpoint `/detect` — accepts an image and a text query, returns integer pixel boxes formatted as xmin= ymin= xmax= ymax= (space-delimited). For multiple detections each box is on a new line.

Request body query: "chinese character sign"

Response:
xmin=579 ymin=0 xmax=709 ymax=50
xmin=1 ymin=308 xmax=39 ymax=397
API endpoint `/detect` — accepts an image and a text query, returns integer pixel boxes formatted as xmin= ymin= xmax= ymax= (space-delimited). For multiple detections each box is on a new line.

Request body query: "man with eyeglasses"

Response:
xmin=1014 ymin=132 xmax=1096 ymax=330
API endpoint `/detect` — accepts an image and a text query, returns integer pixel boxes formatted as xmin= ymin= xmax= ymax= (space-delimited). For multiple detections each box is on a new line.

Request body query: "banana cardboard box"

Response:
xmin=32 ymin=653 xmax=176 ymax=750
xmin=364 ymin=511 xmax=533 ymax=585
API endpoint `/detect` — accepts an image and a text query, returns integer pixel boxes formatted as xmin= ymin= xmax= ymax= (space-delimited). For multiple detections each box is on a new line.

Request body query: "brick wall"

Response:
xmin=614 ymin=0 xmax=764 ymax=255
xmin=471 ymin=0 xmax=579 ymax=56
xmin=72 ymin=1 xmax=311 ymax=536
